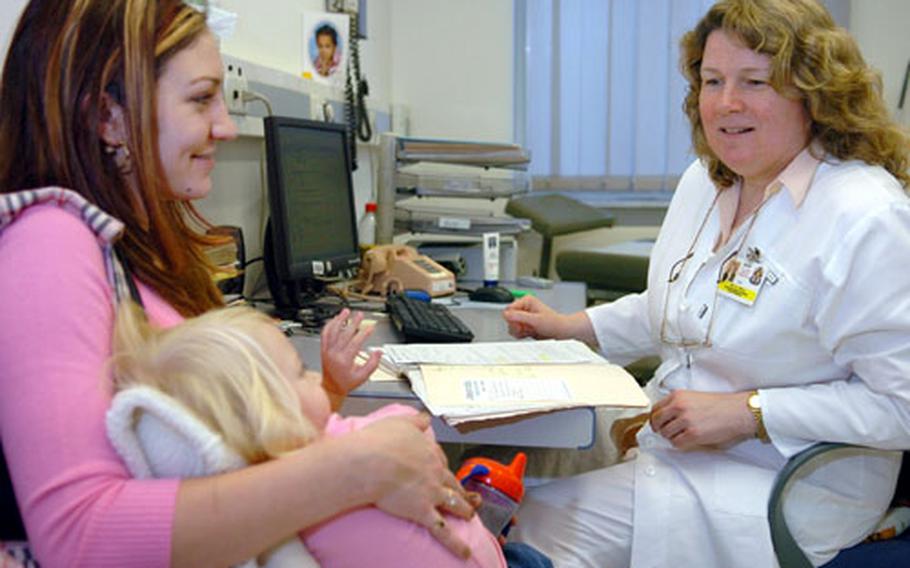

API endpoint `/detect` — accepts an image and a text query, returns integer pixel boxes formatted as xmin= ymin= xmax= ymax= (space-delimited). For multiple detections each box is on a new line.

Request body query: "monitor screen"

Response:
xmin=263 ymin=116 xmax=360 ymax=304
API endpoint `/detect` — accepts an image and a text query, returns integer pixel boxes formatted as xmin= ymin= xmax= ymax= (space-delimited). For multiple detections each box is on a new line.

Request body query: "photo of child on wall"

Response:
xmin=302 ymin=11 xmax=349 ymax=86
xmin=314 ymin=23 xmax=340 ymax=77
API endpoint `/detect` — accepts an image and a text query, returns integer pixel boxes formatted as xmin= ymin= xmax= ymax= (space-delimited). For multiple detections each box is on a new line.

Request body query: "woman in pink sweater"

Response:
xmin=0 ymin=1 xmax=475 ymax=566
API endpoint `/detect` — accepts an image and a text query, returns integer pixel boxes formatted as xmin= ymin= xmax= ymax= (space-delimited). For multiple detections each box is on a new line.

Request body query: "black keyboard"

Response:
xmin=386 ymin=294 xmax=474 ymax=343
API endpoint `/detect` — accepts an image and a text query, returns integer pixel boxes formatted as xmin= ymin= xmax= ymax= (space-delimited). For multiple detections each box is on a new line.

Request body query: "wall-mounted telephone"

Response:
xmin=327 ymin=0 xmax=360 ymax=16
xmin=326 ymin=0 xmax=371 ymax=170
xmin=357 ymin=245 xmax=456 ymax=298
xmin=899 ymin=59 xmax=909 ymax=126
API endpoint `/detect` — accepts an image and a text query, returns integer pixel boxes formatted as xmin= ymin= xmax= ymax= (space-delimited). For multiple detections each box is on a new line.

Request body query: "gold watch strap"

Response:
xmin=749 ymin=390 xmax=771 ymax=443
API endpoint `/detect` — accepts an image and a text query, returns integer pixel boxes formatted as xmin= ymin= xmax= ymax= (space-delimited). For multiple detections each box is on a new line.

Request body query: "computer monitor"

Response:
xmin=263 ymin=116 xmax=360 ymax=312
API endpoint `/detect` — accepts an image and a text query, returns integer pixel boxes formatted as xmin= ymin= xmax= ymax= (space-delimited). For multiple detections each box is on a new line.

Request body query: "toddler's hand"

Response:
xmin=320 ymin=309 xmax=381 ymax=405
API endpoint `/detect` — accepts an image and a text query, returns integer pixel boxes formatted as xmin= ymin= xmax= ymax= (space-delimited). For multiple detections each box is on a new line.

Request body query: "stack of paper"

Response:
xmin=375 ymin=340 xmax=649 ymax=426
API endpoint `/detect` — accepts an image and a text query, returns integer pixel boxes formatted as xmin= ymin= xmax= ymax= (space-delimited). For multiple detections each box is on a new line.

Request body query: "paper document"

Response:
xmin=358 ymin=352 xmax=401 ymax=382
xmin=420 ymin=363 xmax=649 ymax=410
xmin=462 ymin=378 xmax=572 ymax=404
xmin=379 ymin=339 xmax=602 ymax=369
xmin=375 ymin=339 xmax=650 ymax=427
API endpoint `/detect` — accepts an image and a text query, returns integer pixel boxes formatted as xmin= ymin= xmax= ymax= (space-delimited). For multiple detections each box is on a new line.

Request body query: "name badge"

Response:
xmin=717 ymin=251 xmax=765 ymax=306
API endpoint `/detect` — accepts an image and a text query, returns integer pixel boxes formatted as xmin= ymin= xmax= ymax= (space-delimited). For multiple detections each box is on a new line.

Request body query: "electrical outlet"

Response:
xmin=309 ymin=94 xmax=336 ymax=122
xmin=223 ymin=62 xmax=247 ymax=115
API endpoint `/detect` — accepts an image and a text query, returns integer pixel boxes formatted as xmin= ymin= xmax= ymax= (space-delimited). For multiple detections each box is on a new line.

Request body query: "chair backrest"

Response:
xmin=505 ymin=194 xmax=615 ymax=278
xmin=769 ymin=444 xmax=910 ymax=568
xmin=894 ymin=452 xmax=910 ymax=505
xmin=0 ymin=442 xmax=27 ymax=540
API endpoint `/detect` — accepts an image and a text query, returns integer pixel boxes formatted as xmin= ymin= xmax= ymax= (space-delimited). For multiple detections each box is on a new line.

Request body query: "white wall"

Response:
xmin=3 ymin=1 xmax=905 ymax=137
xmin=218 ymin=0 xmax=392 ymax=107
xmin=850 ymin=0 xmax=910 ymax=126
xmin=204 ymin=1 xmax=393 ymax=248
xmin=0 ymin=0 xmax=28 ymax=57
xmin=0 ymin=1 xmax=393 ymax=107
xmin=3 ymin=1 xmax=905 ymax=282
xmin=389 ymin=0 xmax=514 ymax=142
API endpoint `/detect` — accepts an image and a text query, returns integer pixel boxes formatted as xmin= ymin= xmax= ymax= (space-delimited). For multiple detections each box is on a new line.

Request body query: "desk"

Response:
xmin=290 ymin=281 xmax=597 ymax=449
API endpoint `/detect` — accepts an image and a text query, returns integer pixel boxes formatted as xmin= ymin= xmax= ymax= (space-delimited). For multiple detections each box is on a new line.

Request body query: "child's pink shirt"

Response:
xmin=305 ymin=405 xmax=506 ymax=568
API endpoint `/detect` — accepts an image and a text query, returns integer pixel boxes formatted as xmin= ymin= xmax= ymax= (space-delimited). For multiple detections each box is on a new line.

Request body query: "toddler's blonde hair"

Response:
xmin=111 ymin=303 xmax=319 ymax=464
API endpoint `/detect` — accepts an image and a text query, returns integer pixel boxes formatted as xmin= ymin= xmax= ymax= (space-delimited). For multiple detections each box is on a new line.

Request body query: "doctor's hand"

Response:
xmin=649 ymin=390 xmax=755 ymax=450
xmin=321 ymin=308 xmax=381 ymax=408
xmin=502 ymin=295 xmax=597 ymax=345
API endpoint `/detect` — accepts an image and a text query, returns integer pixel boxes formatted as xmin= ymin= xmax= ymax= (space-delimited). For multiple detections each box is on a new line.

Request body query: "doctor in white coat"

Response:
xmin=504 ymin=0 xmax=910 ymax=566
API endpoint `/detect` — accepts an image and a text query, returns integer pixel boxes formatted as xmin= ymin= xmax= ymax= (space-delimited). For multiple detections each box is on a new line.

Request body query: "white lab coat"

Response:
xmin=516 ymin=157 xmax=910 ymax=568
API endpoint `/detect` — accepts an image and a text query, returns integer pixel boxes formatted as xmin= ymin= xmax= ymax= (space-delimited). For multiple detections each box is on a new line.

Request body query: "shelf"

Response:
xmin=395 ymin=137 xmax=531 ymax=170
xmin=395 ymin=163 xmax=530 ymax=199
xmin=377 ymin=133 xmax=534 ymax=244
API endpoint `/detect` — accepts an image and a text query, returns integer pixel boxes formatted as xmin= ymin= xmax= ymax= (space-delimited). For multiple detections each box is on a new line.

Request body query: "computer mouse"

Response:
xmin=468 ymin=285 xmax=514 ymax=304
xmin=403 ymin=289 xmax=431 ymax=302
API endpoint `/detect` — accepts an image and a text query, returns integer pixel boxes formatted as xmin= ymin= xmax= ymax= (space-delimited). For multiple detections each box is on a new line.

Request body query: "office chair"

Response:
xmin=768 ymin=443 xmax=910 ymax=567
xmin=556 ymin=239 xmax=653 ymax=304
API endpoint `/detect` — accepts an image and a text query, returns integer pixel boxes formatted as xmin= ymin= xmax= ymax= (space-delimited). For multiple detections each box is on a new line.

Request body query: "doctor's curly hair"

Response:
xmin=680 ymin=0 xmax=909 ymax=189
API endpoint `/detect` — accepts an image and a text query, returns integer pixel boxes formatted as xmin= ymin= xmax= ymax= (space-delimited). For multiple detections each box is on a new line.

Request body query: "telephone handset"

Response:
xmin=326 ymin=0 xmax=359 ymax=12
xmin=326 ymin=0 xmax=372 ymax=170
xmin=357 ymin=245 xmax=456 ymax=298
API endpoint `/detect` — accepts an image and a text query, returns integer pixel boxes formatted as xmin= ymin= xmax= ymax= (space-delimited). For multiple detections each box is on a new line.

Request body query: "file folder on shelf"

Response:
xmin=394 ymin=207 xmax=531 ymax=236
xmin=396 ymin=138 xmax=531 ymax=169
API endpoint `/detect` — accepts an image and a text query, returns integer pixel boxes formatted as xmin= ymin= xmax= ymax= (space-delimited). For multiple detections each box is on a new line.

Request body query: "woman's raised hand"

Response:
xmin=320 ymin=308 xmax=382 ymax=406
xmin=352 ymin=412 xmax=476 ymax=560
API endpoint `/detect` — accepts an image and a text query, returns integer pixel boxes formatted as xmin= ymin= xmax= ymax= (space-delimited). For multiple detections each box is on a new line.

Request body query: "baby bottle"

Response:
xmin=456 ymin=452 xmax=527 ymax=537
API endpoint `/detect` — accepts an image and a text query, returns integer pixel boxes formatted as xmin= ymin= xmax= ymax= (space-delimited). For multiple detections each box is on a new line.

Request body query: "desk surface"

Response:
xmin=290 ymin=281 xmax=597 ymax=448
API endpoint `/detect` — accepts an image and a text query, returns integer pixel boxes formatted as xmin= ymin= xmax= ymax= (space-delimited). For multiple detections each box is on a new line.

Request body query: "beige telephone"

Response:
xmin=357 ymin=245 xmax=455 ymax=297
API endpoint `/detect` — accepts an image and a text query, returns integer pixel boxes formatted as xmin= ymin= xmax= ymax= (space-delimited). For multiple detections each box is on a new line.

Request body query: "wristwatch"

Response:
xmin=747 ymin=390 xmax=771 ymax=443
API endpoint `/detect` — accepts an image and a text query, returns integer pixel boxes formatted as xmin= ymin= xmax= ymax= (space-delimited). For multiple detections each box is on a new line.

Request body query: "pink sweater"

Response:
xmin=0 ymin=205 xmax=182 ymax=567
xmin=309 ymin=406 xmax=506 ymax=568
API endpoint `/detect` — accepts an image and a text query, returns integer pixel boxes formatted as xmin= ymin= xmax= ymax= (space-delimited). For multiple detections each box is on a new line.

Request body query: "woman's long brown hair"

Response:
xmin=0 ymin=0 xmax=225 ymax=316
